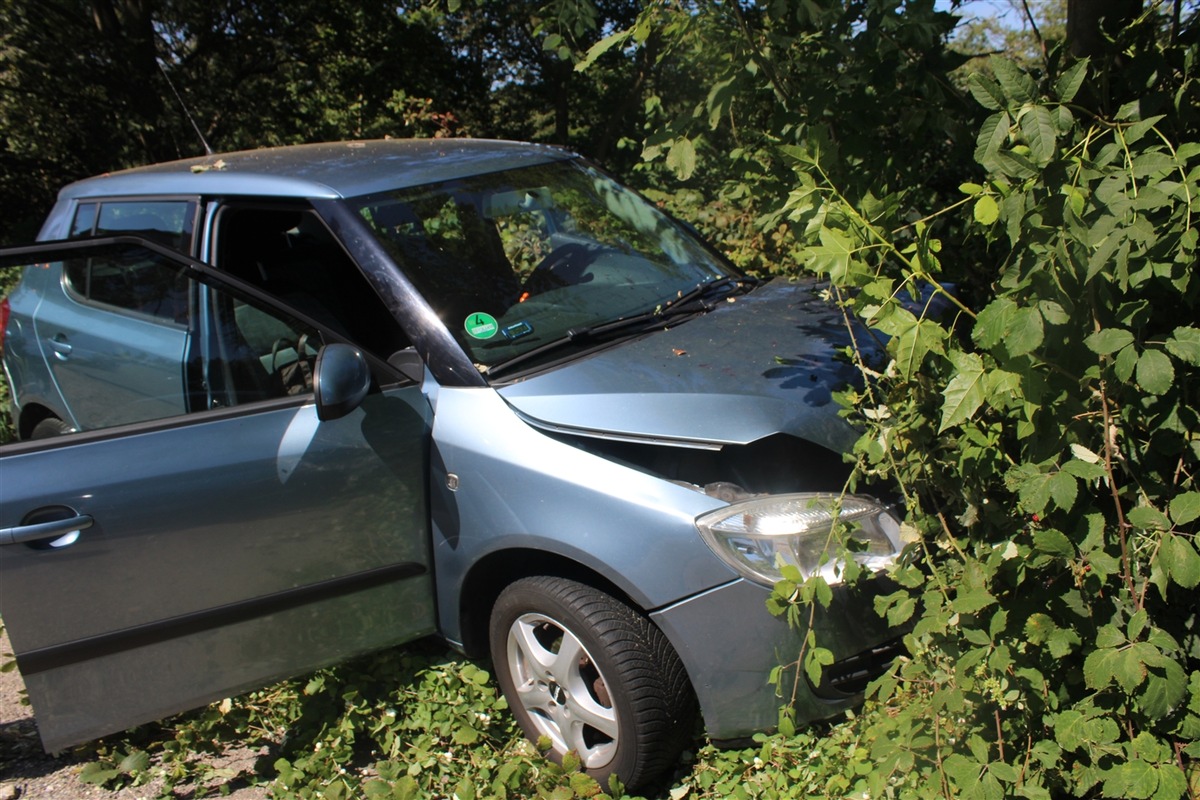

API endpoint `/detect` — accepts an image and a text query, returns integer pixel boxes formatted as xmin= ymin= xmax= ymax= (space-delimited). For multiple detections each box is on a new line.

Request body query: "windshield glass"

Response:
xmin=352 ymin=159 xmax=736 ymax=370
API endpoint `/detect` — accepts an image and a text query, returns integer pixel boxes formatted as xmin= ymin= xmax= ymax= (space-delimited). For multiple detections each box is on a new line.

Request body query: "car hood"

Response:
xmin=496 ymin=278 xmax=863 ymax=452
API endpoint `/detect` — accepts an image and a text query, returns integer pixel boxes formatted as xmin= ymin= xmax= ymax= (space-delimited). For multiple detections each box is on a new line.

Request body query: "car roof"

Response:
xmin=58 ymin=139 xmax=576 ymax=202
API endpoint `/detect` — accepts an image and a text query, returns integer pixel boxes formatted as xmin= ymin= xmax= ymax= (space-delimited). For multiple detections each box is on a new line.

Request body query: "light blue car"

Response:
xmin=0 ymin=140 xmax=904 ymax=789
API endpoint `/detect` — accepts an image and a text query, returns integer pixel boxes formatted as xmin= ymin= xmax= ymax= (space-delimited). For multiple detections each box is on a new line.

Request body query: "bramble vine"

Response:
xmin=763 ymin=25 xmax=1200 ymax=800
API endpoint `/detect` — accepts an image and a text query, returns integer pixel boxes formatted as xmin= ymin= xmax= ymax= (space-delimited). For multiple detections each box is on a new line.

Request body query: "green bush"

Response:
xmin=767 ymin=22 xmax=1200 ymax=800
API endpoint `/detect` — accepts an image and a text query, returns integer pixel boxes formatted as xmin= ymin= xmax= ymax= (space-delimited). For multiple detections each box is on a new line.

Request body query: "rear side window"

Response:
xmin=65 ymin=200 xmax=198 ymax=320
xmin=70 ymin=200 xmax=197 ymax=254
xmin=63 ymin=250 xmax=190 ymax=323
xmin=10 ymin=241 xmax=324 ymax=433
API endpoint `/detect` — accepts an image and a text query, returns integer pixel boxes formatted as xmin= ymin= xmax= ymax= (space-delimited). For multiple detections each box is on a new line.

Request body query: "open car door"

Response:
xmin=0 ymin=238 xmax=435 ymax=750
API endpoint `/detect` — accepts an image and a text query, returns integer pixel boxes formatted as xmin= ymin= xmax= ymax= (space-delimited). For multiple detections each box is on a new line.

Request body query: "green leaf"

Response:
xmin=968 ymin=72 xmax=1006 ymax=110
xmin=1020 ymin=104 xmax=1056 ymax=163
xmin=1154 ymin=765 xmax=1189 ymax=800
xmin=1124 ymin=115 xmax=1165 ymax=145
xmin=939 ymin=351 xmax=987 ymax=432
xmin=78 ymin=763 xmax=121 ymax=786
xmin=1034 ymin=529 xmax=1075 ymax=557
xmin=974 ymin=298 xmax=1017 ymax=348
xmin=1084 ymin=647 xmax=1120 ymax=689
xmin=975 ymin=111 xmax=1011 ymax=166
xmin=1006 ymin=305 xmax=1045 ymax=356
xmin=890 ymin=318 xmax=946 ymax=377
xmin=807 ymin=226 xmax=856 ymax=281
xmin=1049 ymin=471 xmax=1078 ymax=511
xmin=1166 ymin=326 xmax=1200 ymax=365
xmin=705 ymin=77 xmax=737 ymax=128
xmin=805 ymin=646 xmax=835 ymax=686
xmin=575 ymin=29 xmax=631 ymax=72
xmin=1055 ymin=58 xmax=1089 ymax=102
xmin=1085 ymin=327 xmax=1135 ymax=355
xmin=1040 ymin=299 xmax=1069 ymax=325
xmin=1132 ymin=151 xmax=1174 ymax=178
xmin=1117 ymin=99 xmax=1143 ymax=120
xmin=117 ymin=750 xmax=150 ymax=774
xmin=1170 ymin=492 xmax=1200 ymax=525
xmin=1053 ymin=710 xmax=1087 ymax=750
xmin=1025 ymin=613 xmax=1058 ymax=643
xmin=1115 ymin=342 xmax=1139 ymax=381
xmin=952 ymin=586 xmax=996 ymax=614
xmin=1128 ymin=505 xmax=1170 ymax=530
xmin=1139 ymin=658 xmax=1187 ymax=719
xmin=1103 ymin=759 xmax=1159 ymax=799
xmin=665 ymin=137 xmax=697 ymax=181
xmin=452 ymin=725 xmax=480 ymax=745
xmin=1137 ymin=348 xmax=1175 ymax=395
xmin=1097 ymin=625 xmax=1127 ymax=648
xmin=991 ymin=56 xmax=1036 ymax=103
xmin=1164 ymin=533 xmax=1200 ymax=588
xmin=1062 ymin=459 xmax=1106 ymax=480
xmin=974 ymin=195 xmax=999 ymax=225
xmin=990 ymin=761 xmax=1020 ymax=783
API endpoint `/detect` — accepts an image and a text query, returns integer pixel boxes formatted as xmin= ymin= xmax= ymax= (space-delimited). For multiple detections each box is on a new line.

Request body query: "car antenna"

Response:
xmin=157 ymin=59 xmax=214 ymax=156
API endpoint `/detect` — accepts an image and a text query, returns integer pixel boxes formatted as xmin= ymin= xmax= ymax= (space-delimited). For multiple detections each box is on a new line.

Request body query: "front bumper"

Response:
xmin=650 ymin=576 xmax=901 ymax=740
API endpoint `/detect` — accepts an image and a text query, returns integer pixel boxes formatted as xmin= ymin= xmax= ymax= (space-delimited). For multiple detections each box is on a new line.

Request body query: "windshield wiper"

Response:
xmin=485 ymin=275 xmax=760 ymax=378
xmin=664 ymin=274 xmax=760 ymax=312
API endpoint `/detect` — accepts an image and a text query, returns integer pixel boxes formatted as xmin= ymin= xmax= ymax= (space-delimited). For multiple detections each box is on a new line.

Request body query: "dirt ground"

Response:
xmin=0 ymin=628 xmax=269 ymax=800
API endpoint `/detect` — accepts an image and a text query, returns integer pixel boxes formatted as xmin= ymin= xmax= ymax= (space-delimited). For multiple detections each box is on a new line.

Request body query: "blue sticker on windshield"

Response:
xmin=465 ymin=312 xmax=499 ymax=340
xmin=501 ymin=321 xmax=533 ymax=341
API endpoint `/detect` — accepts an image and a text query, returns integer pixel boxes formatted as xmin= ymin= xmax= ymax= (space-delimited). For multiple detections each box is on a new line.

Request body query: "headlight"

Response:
xmin=695 ymin=493 xmax=901 ymax=586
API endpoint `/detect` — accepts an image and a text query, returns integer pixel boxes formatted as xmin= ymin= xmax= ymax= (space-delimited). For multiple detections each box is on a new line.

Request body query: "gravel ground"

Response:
xmin=0 ymin=628 xmax=269 ymax=800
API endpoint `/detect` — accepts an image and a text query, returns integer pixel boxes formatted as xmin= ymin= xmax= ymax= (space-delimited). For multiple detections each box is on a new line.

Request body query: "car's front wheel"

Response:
xmin=489 ymin=576 xmax=695 ymax=790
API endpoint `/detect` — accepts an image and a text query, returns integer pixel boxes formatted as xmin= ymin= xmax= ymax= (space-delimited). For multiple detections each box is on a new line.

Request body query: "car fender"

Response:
xmin=426 ymin=385 xmax=735 ymax=645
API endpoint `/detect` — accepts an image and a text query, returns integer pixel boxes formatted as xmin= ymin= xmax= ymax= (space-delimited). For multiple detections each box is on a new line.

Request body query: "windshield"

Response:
xmin=353 ymin=159 xmax=737 ymax=370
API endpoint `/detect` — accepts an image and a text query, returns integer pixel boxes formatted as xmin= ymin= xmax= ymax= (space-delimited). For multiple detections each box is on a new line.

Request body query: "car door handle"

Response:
xmin=48 ymin=334 xmax=72 ymax=359
xmin=0 ymin=514 xmax=93 ymax=546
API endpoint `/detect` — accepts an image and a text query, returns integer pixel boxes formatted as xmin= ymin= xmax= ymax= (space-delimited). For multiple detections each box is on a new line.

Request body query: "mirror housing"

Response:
xmin=313 ymin=344 xmax=372 ymax=421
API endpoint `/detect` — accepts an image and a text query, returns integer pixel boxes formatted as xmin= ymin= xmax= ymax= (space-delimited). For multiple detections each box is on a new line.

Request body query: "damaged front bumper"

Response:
xmin=650 ymin=576 xmax=903 ymax=740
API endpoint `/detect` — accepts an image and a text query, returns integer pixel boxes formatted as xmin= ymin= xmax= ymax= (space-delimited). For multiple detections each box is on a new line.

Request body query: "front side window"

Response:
xmin=213 ymin=205 xmax=410 ymax=362
xmin=353 ymin=160 xmax=737 ymax=373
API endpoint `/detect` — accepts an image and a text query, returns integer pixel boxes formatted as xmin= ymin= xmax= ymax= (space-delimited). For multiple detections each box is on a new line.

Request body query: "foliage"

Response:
xmin=79 ymin=641 xmax=654 ymax=799
xmin=7 ymin=1 xmax=1200 ymax=798
xmin=581 ymin=0 xmax=983 ymax=274
xmin=949 ymin=0 xmax=1068 ymax=73
xmin=753 ymin=14 xmax=1200 ymax=800
xmin=0 ymin=0 xmax=662 ymax=246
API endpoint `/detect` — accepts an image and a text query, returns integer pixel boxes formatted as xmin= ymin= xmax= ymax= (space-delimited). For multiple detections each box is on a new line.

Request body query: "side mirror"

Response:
xmin=387 ymin=347 xmax=426 ymax=384
xmin=313 ymin=343 xmax=372 ymax=421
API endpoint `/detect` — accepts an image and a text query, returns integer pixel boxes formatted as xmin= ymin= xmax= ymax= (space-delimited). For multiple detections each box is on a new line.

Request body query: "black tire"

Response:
xmin=30 ymin=417 xmax=74 ymax=439
xmin=489 ymin=576 xmax=696 ymax=790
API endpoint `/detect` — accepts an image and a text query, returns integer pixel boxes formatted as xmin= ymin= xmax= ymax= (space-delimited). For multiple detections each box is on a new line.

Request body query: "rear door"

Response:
xmin=0 ymin=238 xmax=435 ymax=751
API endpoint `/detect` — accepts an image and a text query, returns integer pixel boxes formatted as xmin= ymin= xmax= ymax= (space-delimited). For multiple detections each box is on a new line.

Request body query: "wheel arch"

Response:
xmin=457 ymin=548 xmax=644 ymax=660
xmin=17 ymin=402 xmax=60 ymax=441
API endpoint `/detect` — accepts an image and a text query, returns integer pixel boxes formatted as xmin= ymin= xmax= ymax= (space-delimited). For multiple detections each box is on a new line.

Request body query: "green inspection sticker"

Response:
xmin=464 ymin=312 xmax=499 ymax=340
